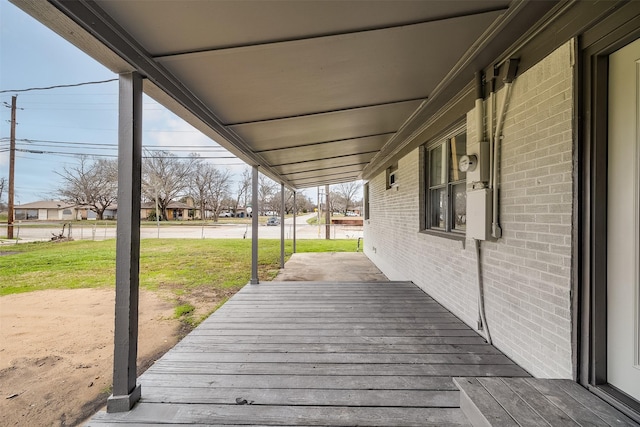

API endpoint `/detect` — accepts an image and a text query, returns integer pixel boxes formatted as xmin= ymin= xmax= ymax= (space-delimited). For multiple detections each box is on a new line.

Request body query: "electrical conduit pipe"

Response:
xmin=473 ymin=71 xmax=492 ymax=344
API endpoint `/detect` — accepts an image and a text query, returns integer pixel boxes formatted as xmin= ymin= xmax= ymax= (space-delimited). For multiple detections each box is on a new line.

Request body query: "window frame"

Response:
xmin=421 ymin=123 xmax=467 ymax=239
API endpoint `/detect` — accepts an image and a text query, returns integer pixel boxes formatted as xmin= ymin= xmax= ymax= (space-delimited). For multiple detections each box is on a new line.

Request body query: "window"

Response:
xmin=386 ymin=165 xmax=398 ymax=189
xmin=363 ymin=182 xmax=370 ymax=220
xmin=425 ymin=130 xmax=467 ymax=233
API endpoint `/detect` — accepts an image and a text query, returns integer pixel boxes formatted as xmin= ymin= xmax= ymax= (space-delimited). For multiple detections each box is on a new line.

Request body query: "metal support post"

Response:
xmin=108 ymin=72 xmax=143 ymax=413
xmin=325 ymin=184 xmax=331 ymax=240
xmin=280 ymin=183 xmax=285 ymax=269
xmin=293 ymin=191 xmax=297 ymax=253
xmin=250 ymin=165 xmax=259 ymax=284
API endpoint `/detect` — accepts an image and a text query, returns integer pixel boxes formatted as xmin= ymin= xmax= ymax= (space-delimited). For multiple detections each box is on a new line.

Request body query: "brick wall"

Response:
xmin=364 ymin=42 xmax=574 ymax=378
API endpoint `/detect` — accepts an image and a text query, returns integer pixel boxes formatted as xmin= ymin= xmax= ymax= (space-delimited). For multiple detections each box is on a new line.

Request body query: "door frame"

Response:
xmin=579 ymin=3 xmax=640 ymax=421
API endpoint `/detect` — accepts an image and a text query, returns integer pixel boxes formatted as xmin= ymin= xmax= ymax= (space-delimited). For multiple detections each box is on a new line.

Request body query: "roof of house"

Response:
xmin=15 ymin=200 xmax=76 ymax=209
xmin=140 ymin=201 xmax=194 ymax=210
xmin=76 ymin=204 xmax=118 ymax=210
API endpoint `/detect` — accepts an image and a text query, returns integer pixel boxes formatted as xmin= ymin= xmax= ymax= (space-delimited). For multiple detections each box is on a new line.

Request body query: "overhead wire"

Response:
xmin=1 ymin=79 xmax=252 ymax=198
xmin=0 ymin=78 xmax=118 ymax=94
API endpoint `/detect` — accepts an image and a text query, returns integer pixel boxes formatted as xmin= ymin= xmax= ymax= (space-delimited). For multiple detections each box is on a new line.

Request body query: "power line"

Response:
xmin=0 ymin=78 xmax=118 ymax=94
xmin=14 ymin=148 xmax=238 ymax=160
xmin=14 ymin=152 xmax=247 ymax=166
xmin=1 ymin=92 xmax=117 ymax=97
xmin=5 ymin=140 xmax=226 ymax=155
xmin=2 ymin=137 xmax=223 ymax=150
xmin=3 ymin=123 xmax=207 ymax=133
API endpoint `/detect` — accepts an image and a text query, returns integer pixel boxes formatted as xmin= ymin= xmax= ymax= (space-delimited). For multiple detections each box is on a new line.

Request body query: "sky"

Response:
xmin=0 ymin=0 xmax=316 ymax=205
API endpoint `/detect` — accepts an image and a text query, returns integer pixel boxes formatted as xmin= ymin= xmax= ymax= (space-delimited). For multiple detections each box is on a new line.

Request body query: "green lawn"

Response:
xmin=0 ymin=238 xmax=357 ymax=296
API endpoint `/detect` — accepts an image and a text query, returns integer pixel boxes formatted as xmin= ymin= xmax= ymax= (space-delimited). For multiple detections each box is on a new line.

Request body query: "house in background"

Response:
xmin=140 ymin=201 xmax=195 ymax=221
xmin=14 ymin=200 xmax=79 ymax=221
xmin=13 ymin=0 xmax=640 ymax=421
xmin=76 ymin=204 xmax=118 ymax=220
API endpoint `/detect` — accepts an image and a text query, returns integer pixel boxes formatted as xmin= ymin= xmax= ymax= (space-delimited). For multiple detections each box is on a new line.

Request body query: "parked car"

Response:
xmin=266 ymin=216 xmax=280 ymax=226
xmin=220 ymin=212 xmax=233 ymax=217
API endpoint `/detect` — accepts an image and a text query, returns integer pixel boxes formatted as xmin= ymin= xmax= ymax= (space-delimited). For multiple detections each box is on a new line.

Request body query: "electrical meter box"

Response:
xmin=467 ymin=188 xmax=492 ymax=240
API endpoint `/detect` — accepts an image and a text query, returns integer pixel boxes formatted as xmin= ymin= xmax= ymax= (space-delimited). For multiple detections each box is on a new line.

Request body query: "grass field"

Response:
xmin=1 ymin=238 xmax=358 ymax=326
xmin=0 ymin=238 xmax=357 ymax=296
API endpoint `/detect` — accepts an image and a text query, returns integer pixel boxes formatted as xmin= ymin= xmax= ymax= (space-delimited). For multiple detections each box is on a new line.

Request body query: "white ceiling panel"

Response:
xmin=230 ymin=100 xmax=422 ymax=152
xmin=259 ymin=134 xmax=391 ymax=165
xmin=156 ymin=10 xmax=503 ymax=124
xmin=274 ymin=152 xmax=378 ymax=175
xmin=96 ymin=0 xmax=510 ymax=56
xmin=15 ymin=0 xmax=555 ymax=190
xmin=282 ymin=164 xmax=368 ymax=182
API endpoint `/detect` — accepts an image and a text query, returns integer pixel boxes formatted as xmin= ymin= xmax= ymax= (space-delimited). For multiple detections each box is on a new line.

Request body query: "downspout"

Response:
xmin=473 ymin=71 xmax=492 ymax=345
xmin=491 ymin=58 xmax=519 ymax=239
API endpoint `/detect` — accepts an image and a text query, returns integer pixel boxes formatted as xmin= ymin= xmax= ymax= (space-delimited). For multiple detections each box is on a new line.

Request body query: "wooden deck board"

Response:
xmin=502 ymin=378 xmax=581 ymax=426
xmin=147 ymin=361 xmax=529 ymax=376
xmin=453 ymin=377 xmax=518 ymax=427
xmin=139 ymin=374 xmax=461 ymax=390
xmin=477 ymin=378 xmax=546 ymax=427
xmin=157 ymin=352 xmax=513 ymax=364
xmin=171 ymin=343 xmax=501 ymax=354
xmin=175 ymin=334 xmax=488 ymax=345
xmin=137 ymin=387 xmax=461 ymax=407
xmin=524 ymin=379 xmax=610 ymax=427
xmin=455 ymin=377 xmax=639 ymax=427
xmin=90 ymin=403 xmax=471 ymax=426
xmin=554 ymin=380 xmax=639 ymax=426
xmin=86 ymin=281 xmax=530 ymax=426
xmin=189 ymin=328 xmax=482 ymax=336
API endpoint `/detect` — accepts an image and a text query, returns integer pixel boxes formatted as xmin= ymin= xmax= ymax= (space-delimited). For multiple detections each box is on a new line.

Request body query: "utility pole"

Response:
xmin=7 ymin=95 xmax=16 ymax=239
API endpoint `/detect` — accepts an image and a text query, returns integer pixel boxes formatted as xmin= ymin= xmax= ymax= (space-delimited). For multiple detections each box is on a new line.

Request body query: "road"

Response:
xmin=1 ymin=214 xmax=364 ymax=243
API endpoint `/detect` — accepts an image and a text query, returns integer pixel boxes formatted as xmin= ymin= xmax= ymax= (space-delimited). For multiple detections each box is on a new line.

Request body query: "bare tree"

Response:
xmin=142 ymin=150 xmax=198 ymax=221
xmin=205 ymin=167 xmax=232 ymax=221
xmin=258 ymin=174 xmax=277 ymax=215
xmin=295 ymin=192 xmax=314 ymax=213
xmin=270 ymin=188 xmax=296 ymax=214
xmin=56 ymin=156 xmax=118 ymax=220
xmin=328 ymin=190 xmax=344 ymax=214
xmin=190 ymin=158 xmax=212 ymax=220
xmin=233 ymin=167 xmax=252 ymax=215
xmin=335 ymin=181 xmax=361 ymax=215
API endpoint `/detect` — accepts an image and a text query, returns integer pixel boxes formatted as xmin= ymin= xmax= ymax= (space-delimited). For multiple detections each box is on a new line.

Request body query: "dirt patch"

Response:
xmin=0 ymin=288 xmax=181 ymax=426
xmin=161 ymin=285 xmax=239 ymax=325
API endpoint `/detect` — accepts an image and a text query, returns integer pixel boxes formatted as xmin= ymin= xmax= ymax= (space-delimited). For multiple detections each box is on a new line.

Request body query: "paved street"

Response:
xmin=1 ymin=214 xmax=364 ymax=244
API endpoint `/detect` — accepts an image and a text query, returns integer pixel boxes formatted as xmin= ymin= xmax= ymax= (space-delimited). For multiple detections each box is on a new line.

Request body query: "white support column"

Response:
xmin=250 ymin=165 xmax=259 ymax=284
xmin=280 ymin=183 xmax=285 ymax=269
xmin=293 ymin=191 xmax=297 ymax=253
xmin=108 ymin=72 xmax=143 ymax=413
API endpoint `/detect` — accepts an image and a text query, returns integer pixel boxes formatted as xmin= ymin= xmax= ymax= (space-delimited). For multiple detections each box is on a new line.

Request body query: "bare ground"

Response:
xmin=0 ymin=288 xmax=184 ymax=426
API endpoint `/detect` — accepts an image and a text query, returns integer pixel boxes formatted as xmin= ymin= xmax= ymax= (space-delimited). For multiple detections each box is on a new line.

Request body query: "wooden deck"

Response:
xmin=87 ymin=281 xmax=529 ymax=426
xmin=454 ymin=377 xmax=639 ymax=426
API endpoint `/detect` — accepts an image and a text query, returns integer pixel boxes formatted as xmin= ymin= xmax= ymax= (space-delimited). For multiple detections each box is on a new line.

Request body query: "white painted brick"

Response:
xmin=364 ymin=42 xmax=574 ymax=379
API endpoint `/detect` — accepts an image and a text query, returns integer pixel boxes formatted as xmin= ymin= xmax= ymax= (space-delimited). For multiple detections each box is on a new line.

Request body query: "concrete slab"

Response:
xmin=274 ymin=252 xmax=389 ymax=282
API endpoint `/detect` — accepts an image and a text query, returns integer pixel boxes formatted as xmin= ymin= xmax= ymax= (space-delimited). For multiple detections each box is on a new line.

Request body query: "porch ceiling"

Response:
xmin=15 ymin=0 xmax=557 ymax=190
